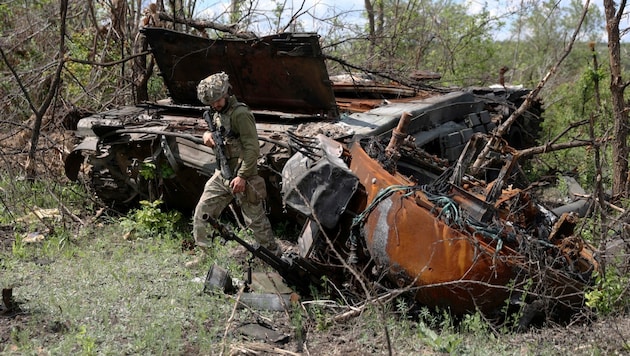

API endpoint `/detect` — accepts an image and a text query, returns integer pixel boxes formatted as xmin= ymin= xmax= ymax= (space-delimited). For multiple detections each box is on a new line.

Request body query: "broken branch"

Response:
xmin=547 ymin=119 xmax=590 ymax=146
xmin=332 ymin=292 xmax=399 ymax=323
xmin=67 ymin=51 xmax=151 ymax=67
xmin=518 ymin=140 xmax=593 ymax=158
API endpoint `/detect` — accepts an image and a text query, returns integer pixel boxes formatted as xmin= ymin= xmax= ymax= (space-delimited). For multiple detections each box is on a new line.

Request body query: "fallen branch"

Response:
xmin=605 ymin=200 xmax=625 ymax=214
xmin=229 ymin=342 xmax=301 ymax=356
xmin=219 ymin=284 xmax=246 ymax=356
xmin=332 ymin=292 xmax=399 ymax=323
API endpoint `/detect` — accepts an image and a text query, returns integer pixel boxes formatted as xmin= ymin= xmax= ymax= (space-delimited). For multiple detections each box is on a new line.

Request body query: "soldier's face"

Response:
xmin=211 ymin=96 xmax=226 ymax=111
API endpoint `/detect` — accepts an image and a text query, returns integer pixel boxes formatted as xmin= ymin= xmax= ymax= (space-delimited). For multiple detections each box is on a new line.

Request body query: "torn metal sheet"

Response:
xmin=281 ymin=134 xmax=359 ymax=229
xmin=143 ymin=28 xmax=338 ymax=118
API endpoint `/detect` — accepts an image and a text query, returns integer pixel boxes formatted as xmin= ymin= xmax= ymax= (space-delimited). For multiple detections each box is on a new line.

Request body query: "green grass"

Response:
xmin=1 ymin=222 xmax=236 ymax=354
xmin=1 ymin=176 xmax=630 ymax=355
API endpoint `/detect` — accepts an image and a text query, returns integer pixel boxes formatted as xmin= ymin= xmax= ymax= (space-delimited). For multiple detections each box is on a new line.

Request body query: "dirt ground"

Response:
xmin=2 ymin=297 xmax=630 ymax=355
xmin=1 ymin=204 xmax=629 ymax=355
xmin=1 ymin=238 xmax=629 ymax=355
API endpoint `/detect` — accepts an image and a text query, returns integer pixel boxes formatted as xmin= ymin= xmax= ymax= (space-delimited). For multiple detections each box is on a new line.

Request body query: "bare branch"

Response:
xmin=614 ymin=0 xmax=628 ymax=25
xmin=518 ymin=140 xmax=594 ymax=158
xmin=67 ymin=51 xmax=151 ymax=67
xmin=156 ymin=12 xmax=257 ymax=39
xmin=0 ymin=46 xmax=41 ymax=116
xmin=546 ymin=119 xmax=589 ymax=146
xmin=280 ymin=0 xmax=307 ymax=33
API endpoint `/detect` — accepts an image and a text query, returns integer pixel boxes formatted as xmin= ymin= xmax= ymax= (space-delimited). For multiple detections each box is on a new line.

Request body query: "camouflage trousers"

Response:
xmin=192 ymin=170 xmax=277 ymax=250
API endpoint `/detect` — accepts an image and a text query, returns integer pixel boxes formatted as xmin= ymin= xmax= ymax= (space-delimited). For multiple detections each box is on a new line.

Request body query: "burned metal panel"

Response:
xmin=282 ymin=135 xmax=359 ymax=229
xmin=75 ymin=106 xmax=150 ymax=137
xmin=142 ymin=28 xmax=338 ymax=118
xmin=168 ymin=136 xmax=216 ymax=176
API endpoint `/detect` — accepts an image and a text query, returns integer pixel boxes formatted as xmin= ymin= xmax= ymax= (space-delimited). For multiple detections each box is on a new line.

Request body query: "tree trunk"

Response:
xmin=169 ymin=0 xmax=185 ymax=31
xmin=230 ymin=0 xmax=243 ymax=24
xmin=25 ymin=0 xmax=68 ymax=180
xmin=132 ymin=32 xmax=151 ymax=103
xmin=604 ymin=0 xmax=629 ymax=199
xmin=364 ymin=0 xmax=376 ymax=57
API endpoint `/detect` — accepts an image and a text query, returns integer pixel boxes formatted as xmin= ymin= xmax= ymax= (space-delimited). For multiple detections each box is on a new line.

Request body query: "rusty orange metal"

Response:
xmin=348 ymin=140 xmax=599 ymax=314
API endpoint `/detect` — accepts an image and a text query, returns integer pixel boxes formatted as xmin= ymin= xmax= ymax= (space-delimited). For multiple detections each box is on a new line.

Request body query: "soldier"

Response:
xmin=187 ymin=72 xmax=280 ymax=268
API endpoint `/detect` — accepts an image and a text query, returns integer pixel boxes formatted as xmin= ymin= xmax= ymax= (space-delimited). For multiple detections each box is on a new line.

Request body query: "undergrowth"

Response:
xmin=1 ymin=176 xmax=629 ymax=355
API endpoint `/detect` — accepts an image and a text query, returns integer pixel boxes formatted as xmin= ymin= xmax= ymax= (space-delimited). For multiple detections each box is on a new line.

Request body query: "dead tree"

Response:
xmin=603 ymin=0 xmax=629 ymax=199
xmin=0 ymin=0 xmax=69 ymax=181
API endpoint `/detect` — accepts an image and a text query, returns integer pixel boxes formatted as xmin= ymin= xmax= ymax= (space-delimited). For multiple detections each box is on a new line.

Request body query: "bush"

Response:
xmin=119 ymin=199 xmax=187 ymax=240
xmin=585 ymin=266 xmax=630 ymax=315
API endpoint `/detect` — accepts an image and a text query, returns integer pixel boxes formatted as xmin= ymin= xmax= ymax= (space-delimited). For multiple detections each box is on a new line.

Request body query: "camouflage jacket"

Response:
xmin=212 ymin=95 xmax=259 ymax=178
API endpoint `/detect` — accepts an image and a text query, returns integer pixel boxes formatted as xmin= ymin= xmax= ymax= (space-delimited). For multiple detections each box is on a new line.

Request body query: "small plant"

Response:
xmin=417 ymin=321 xmax=463 ymax=353
xmin=459 ymin=311 xmax=488 ymax=335
xmin=417 ymin=306 xmax=440 ymax=329
xmin=11 ymin=232 xmax=27 ymax=258
xmin=139 ymin=161 xmax=157 ymax=180
xmin=9 ymin=325 xmax=32 ymax=350
xmin=291 ymin=302 xmax=305 ymax=345
xmin=139 ymin=160 xmax=175 ymax=180
xmin=119 ymin=199 xmax=185 ymax=240
xmin=556 ymin=173 xmax=570 ymax=197
xmin=499 ymin=277 xmax=533 ymax=331
xmin=586 ymin=267 xmax=630 ymax=315
xmin=303 ymin=281 xmax=332 ymax=332
xmin=75 ymin=325 xmax=96 ymax=356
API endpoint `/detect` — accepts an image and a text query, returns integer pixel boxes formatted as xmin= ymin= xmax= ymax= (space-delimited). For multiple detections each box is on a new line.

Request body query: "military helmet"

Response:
xmin=197 ymin=72 xmax=231 ymax=105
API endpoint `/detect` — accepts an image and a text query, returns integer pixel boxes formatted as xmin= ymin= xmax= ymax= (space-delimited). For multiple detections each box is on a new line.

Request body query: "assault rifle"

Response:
xmin=203 ymin=214 xmax=324 ymax=294
xmin=203 ymin=110 xmax=233 ymax=180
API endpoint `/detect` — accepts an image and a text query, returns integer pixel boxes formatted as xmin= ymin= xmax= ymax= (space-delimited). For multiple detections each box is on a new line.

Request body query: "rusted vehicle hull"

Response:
xmin=343 ymin=135 xmax=598 ymax=315
xmin=65 ymin=28 xmax=540 ymax=215
xmin=349 ymin=143 xmax=513 ymax=313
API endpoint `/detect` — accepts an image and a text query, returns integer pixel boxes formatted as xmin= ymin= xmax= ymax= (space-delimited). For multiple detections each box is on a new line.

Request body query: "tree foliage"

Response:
xmin=350 ymin=0 xmax=501 ymax=85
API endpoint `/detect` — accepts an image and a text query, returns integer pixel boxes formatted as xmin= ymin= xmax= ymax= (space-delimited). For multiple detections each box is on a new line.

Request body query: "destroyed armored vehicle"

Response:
xmin=65 ymin=28 xmax=598 ymax=322
xmin=281 ymin=130 xmax=598 ymax=322
xmin=65 ymin=28 xmax=541 ymax=216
